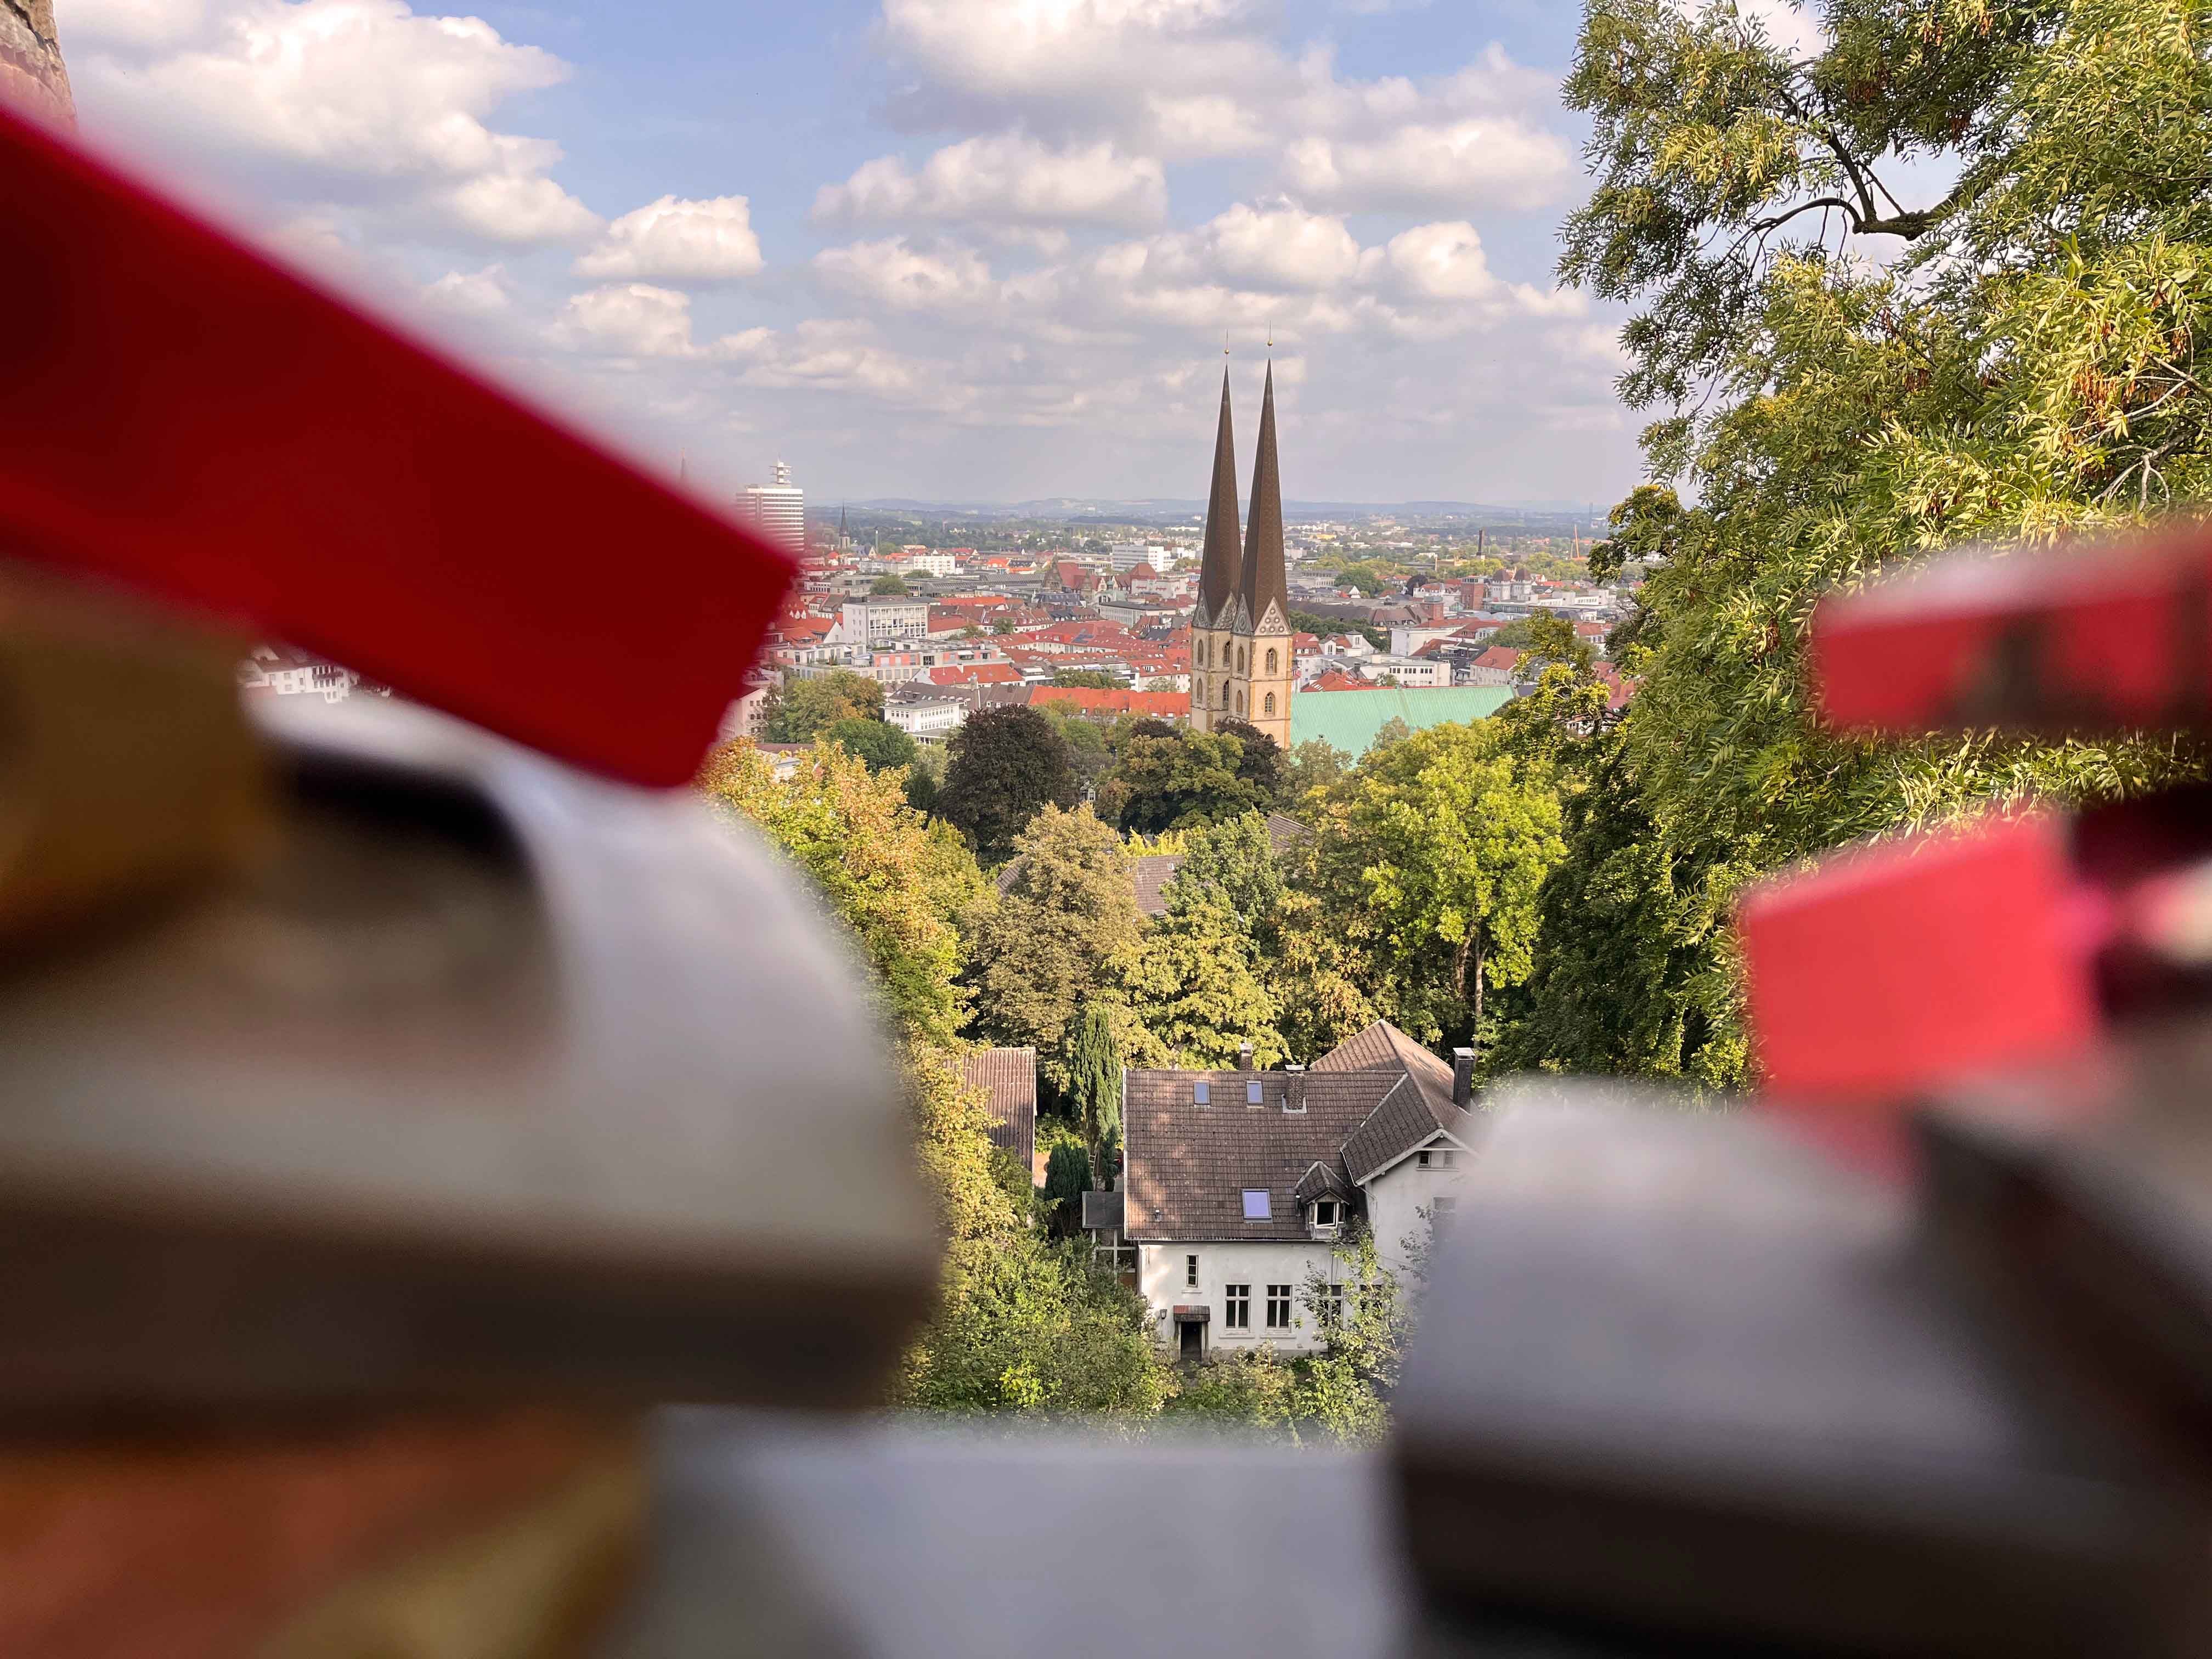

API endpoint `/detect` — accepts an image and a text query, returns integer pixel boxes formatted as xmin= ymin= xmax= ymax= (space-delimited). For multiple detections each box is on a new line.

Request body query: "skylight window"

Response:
xmin=1194 ymin=1080 xmax=1210 ymax=1104
xmin=1245 ymin=1081 xmax=1263 ymax=1104
xmin=1242 ymin=1189 xmax=1271 ymax=1221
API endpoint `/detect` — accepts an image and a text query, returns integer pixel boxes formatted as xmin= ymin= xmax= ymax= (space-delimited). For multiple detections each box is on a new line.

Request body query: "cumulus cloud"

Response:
xmin=878 ymin=0 xmax=1262 ymax=108
xmin=70 ymin=0 xmax=599 ymax=246
xmin=419 ymin=263 xmax=515 ymax=317
xmin=575 ymin=194 xmax=765 ymax=283
xmin=814 ymin=238 xmax=1000 ymax=316
xmin=1284 ymin=119 xmax=1573 ymax=213
xmin=1734 ymin=0 xmax=1824 ymax=57
xmin=552 ymin=283 xmax=698 ymax=358
xmin=815 ymin=134 xmax=1167 ymax=230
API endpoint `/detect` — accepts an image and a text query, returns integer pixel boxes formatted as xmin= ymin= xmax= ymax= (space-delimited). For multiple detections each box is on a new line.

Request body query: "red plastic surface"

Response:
xmin=1812 ymin=535 xmax=2212 ymax=738
xmin=0 ymin=106 xmax=794 ymax=788
xmin=1740 ymin=815 xmax=2100 ymax=1170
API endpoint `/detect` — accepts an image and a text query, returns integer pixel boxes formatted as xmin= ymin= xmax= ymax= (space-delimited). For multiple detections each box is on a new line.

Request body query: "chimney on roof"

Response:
xmin=1238 ymin=1041 xmax=1254 ymax=1070
xmin=1451 ymin=1048 xmax=1475 ymax=1108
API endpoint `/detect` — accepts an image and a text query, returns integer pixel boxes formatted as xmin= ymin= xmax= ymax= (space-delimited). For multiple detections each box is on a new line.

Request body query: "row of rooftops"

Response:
xmin=1123 ymin=1020 xmax=1473 ymax=1242
xmin=958 ymin=1018 xmax=1472 ymax=1245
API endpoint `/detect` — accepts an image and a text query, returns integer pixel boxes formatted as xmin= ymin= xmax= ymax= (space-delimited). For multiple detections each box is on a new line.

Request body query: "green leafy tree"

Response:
xmin=1065 ymin=1003 xmax=1122 ymax=1172
xmin=702 ymin=740 xmax=1163 ymax=1418
xmin=871 ymin=573 xmax=911 ymax=596
xmin=968 ymin=805 xmax=1147 ymax=1095
xmin=1512 ymin=0 xmax=2212 ymax=1084
xmin=760 ymin=669 xmax=885 ymax=744
xmin=823 ymin=715 xmax=919 ymax=775
xmin=1041 ymin=706 xmax=1116 ymax=800
xmin=1051 ymin=669 xmax=1123 ymax=689
xmin=1102 ymin=722 xmax=1278 ymax=835
xmin=1280 ymin=738 xmax=1352 ymax=806
xmin=938 ymin=705 xmax=1081 ymax=866
xmin=1119 ymin=884 xmax=1285 ymax=1069
xmin=1303 ymin=721 xmax=1566 ymax=1055
xmin=702 ymin=740 xmax=978 ymax=1048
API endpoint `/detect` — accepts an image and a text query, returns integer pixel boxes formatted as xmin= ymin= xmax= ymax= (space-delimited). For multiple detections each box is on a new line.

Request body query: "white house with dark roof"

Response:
xmin=1110 ymin=1020 xmax=1474 ymax=1359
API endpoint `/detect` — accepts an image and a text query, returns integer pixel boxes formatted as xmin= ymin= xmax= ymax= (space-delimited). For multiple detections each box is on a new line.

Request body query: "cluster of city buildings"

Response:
xmin=727 ymin=403 xmax=1643 ymax=756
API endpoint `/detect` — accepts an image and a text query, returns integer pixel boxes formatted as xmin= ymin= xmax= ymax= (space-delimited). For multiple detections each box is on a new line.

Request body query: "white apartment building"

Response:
xmin=740 ymin=461 xmax=805 ymax=550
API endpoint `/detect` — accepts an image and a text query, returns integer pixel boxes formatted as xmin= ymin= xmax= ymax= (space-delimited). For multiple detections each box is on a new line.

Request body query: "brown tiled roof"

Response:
xmin=1264 ymin=813 xmax=1313 ymax=855
xmin=958 ymin=1047 xmax=1037 ymax=1178
xmin=1123 ymin=1069 xmax=1397 ymax=1242
xmin=1313 ymin=1020 xmax=1471 ymax=1182
xmin=1133 ymin=853 xmax=1184 ymax=917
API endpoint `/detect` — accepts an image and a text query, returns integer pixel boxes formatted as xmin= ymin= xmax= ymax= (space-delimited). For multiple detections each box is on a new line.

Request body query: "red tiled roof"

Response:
xmin=932 ymin=663 xmax=1023 ymax=685
xmin=1028 ymin=686 xmax=1186 ymax=719
xmin=1310 ymin=670 xmax=1372 ymax=691
xmin=1472 ymin=646 xmax=1523 ymax=670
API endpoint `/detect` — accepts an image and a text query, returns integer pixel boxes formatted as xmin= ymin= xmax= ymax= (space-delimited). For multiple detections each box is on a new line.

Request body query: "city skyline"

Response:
xmin=62 ymin=0 xmax=1816 ymax=504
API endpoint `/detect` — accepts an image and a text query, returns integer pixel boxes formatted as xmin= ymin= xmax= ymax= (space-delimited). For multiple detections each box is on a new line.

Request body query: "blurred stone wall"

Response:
xmin=0 ymin=0 xmax=70 ymax=124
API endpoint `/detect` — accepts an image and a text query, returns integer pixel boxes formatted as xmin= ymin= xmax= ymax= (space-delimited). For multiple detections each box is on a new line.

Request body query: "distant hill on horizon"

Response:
xmin=840 ymin=497 xmax=1599 ymax=524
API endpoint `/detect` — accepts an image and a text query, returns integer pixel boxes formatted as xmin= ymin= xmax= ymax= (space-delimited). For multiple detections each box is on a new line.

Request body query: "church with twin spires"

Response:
xmin=1188 ymin=362 xmax=1293 ymax=749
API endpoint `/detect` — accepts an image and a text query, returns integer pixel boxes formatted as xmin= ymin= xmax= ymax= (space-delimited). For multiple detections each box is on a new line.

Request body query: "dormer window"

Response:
xmin=1313 ymin=1199 xmax=1340 ymax=1229
xmin=1194 ymin=1080 xmax=1210 ymax=1105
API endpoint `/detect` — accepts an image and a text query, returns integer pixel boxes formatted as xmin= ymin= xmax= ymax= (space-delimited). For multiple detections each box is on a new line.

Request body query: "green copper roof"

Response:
xmin=1288 ymin=687 xmax=1514 ymax=756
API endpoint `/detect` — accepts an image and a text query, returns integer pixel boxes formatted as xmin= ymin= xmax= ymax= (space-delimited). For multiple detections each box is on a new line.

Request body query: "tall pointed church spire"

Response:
xmin=1195 ymin=367 xmax=1242 ymax=629
xmin=1237 ymin=361 xmax=1287 ymax=631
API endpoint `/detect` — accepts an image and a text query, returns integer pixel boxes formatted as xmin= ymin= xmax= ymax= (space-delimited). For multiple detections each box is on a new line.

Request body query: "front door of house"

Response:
xmin=1178 ymin=1319 xmax=1203 ymax=1361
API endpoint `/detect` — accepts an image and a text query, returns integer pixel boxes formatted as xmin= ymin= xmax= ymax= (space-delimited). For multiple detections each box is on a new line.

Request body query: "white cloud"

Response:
xmin=576 ymin=194 xmax=765 ymax=282
xmin=1284 ymin=119 xmax=1573 ymax=212
xmin=720 ymin=318 xmax=939 ymax=407
xmin=64 ymin=0 xmax=212 ymax=49
xmin=814 ymin=238 xmax=1001 ymax=316
xmin=1158 ymin=202 xmax=1363 ymax=292
xmin=877 ymin=0 xmax=1261 ymax=105
xmin=816 ymin=134 xmax=1167 ymax=230
xmin=1734 ymin=0 xmax=1824 ymax=58
xmin=420 ymin=262 xmax=515 ymax=317
xmin=72 ymin=0 xmax=599 ymax=247
xmin=552 ymin=283 xmax=698 ymax=358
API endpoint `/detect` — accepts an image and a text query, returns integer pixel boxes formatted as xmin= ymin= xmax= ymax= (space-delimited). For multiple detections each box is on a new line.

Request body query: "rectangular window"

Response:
xmin=1245 ymin=1080 xmax=1263 ymax=1105
xmin=1417 ymin=1150 xmax=1431 ymax=1167
xmin=1193 ymin=1080 xmax=1210 ymax=1105
xmin=1314 ymin=1199 xmax=1339 ymax=1228
xmin=1320 ymin=1285 xmax=1345 ymax=1328
xmin=1266 ymin=1285 xmax=1293 ymax=1329
xmin=1433 ymin=1195 xmax=1459 ymax=1226
xmin=1186 ymin=1253 xmax=1199 ymax=1289
xmin=1436 ymin=1149 xmax=1458 ymax=1169
xmin=1242 ymin=1188 xmax=1272 ymax=1221
xmin=1224 ymin=1284 xmax=1250 ymax=1329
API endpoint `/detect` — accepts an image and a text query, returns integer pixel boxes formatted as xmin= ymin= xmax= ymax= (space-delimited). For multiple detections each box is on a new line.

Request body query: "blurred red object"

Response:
xmin=0 ymin=104 xmax=793 ymax=788
xmin=1739 ymin=814 xmax=2101 ymax=1173
xmin=1810 ymin=532 xmax=2212 ymax=738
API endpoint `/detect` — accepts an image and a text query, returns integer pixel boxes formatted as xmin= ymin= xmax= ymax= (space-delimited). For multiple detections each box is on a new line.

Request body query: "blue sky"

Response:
xmin=56 ymin=0 xmax=1814 ymax=506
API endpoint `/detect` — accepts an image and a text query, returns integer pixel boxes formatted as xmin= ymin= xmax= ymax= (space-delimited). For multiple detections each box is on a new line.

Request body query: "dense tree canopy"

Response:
xmin=1101 ymin=720 xmax=1282 ymax=834
xmin=823 ymin=715 xmax=919 ymax=775
xmin=967 ymin=805 xmax=1147 ymax=1095
xmin=938 ymin=706 xmax=1081 ymax=866
xmin=1503 ymin=0 xmax=2212 ymax=1085
xmin=759 ymin=669 xmax=885 ymax=746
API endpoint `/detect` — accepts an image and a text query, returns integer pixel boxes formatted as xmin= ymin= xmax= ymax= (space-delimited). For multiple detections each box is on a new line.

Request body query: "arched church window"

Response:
xmin=1198 ymin=639 xmax=1208 ymax=667
xmin=1264 ymin=692 xmax=1276 ymax=716
xmin=1237 ymin=690 xmax=1245 ymax=714
xmin=1237 ymin=646 xmax=1246 ymax=674
xmin=1265 ymin=648 xmax=1278 ymax=674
